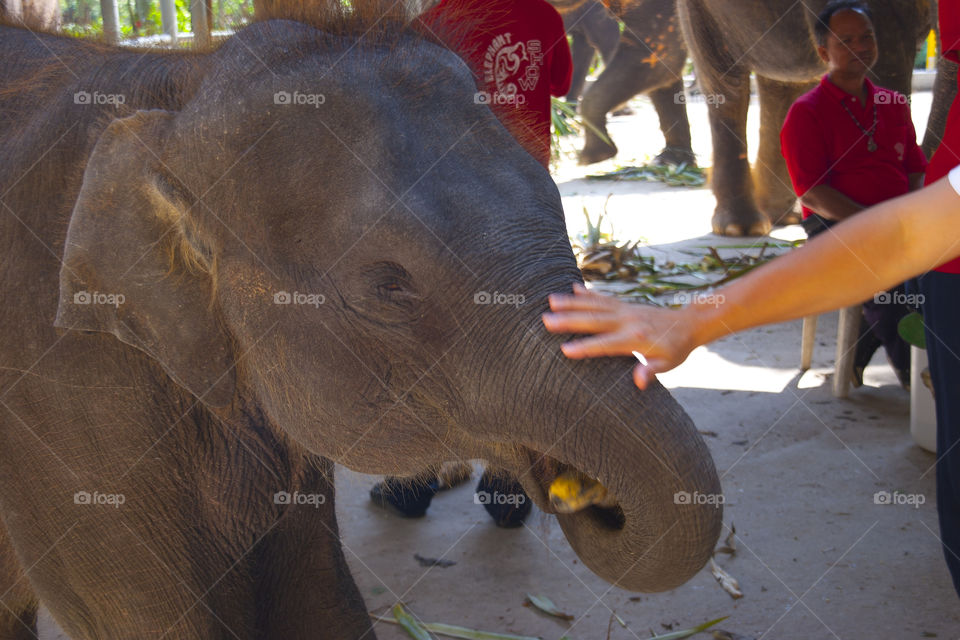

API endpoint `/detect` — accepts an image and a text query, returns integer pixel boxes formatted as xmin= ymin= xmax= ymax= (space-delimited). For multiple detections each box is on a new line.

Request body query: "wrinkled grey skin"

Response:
xmin=677 ymin=0 xmax=933 ymax=236
xmin=0 ymin=19 xmax=722 ymax=639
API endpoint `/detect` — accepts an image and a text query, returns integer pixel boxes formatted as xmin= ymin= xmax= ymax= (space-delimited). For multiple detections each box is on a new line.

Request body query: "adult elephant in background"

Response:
xmin=677 ymin=0 xmax=933 ymax=236
xmin=562 ymin=0 xmax=620 ymax=104
xmin=551 ymin=0 xmax=695 ymax=167
xmin=0 ymin=9 xmax=722 ymax=639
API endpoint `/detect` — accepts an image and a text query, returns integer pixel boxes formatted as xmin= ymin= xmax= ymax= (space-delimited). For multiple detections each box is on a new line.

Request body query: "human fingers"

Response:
xmin=559 ymin=331 xmax=641 ymax=358
xmin=541 ymin=310 xmax=619 ymax=335
xmin=548 ymin=287 xmax=623 ymax=312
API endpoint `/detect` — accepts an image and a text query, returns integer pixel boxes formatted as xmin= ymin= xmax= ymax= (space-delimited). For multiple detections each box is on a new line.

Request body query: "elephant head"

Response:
xmin=53 ymin=20 xmax=722 ymax=592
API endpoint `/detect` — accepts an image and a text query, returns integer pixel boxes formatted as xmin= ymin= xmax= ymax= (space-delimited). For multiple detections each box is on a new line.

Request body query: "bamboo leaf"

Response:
xmin=525 ymin=594 xmax=575 ymax=621
xmin=374 ymin=613 xmax=541 ymax=640
xmin=391 ymin=604 xmax=436 ymax=640
xmin=645 ymin=616 xmax=729 ymax=640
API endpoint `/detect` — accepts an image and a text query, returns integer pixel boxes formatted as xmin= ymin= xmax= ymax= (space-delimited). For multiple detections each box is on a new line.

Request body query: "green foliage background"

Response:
xmin=60 ymin=0 xmax=254 ymax=38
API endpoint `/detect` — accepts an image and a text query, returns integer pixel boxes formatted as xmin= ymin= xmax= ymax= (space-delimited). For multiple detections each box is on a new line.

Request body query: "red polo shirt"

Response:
xmin=418 ymin=0 xmax=572 ymax=167
xmin=925 ymin=1 xmax=960 ymax=272
xmin=781 ymin=75 xmax=927 ymax=222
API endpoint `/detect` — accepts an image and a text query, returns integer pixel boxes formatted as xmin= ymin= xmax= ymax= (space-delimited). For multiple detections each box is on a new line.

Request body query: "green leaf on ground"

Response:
xmin=392 ymin=604 xmax=435 ymax=640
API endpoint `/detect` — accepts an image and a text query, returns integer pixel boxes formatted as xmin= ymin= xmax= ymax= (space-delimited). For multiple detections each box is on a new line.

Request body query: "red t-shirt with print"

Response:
xmin=780 ymin=75 xmax=927 ymax=219
xmin=419 ymin=0 xmax=573 ymax=167
xmin=926 ymin=1 xmax=960 ymax=272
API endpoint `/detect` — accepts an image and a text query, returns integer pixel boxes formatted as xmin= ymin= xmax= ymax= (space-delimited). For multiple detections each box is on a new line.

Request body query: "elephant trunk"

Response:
xmin=509 ymin=353 xmax=723 ymax=592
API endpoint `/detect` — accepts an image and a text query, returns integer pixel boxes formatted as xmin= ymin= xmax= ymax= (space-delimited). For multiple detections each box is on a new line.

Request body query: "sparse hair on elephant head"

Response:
xmin=814 ymin=0 xmax=874 ymax=45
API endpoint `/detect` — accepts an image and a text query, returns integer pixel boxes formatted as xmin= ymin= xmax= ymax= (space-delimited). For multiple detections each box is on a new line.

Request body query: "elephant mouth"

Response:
xmin=518 ymin=449 xmax=625 ymax=531
xmin=514 ymin=442 xmax=720 ymax=593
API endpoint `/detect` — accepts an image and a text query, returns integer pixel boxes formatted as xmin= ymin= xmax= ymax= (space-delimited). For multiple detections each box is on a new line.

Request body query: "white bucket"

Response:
xmin=910 ymin=346 xmax=937 ymax=453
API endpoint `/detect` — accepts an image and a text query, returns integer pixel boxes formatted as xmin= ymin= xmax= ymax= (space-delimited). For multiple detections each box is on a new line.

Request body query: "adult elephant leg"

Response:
xmin=679 ymin=0 xmax=767 ymax=236
xmin=700 ymin=72 xmax=767 ymax=236
xmin=582 ymin=1 xmax=620 ymax=65
xmin=579 ymin=39 xmax=681 ymax=164
xmin=254 ymin=458 xmax=372 ymax=640
xmin=754 ymin=75 xmax=814 ymax=226
xmin=923 ymin=56 xmax=959 ymax=159
xmin=648 ymin=82 xmax=695 ymax=167
xmin=0 ymin=528 xmax=37 ymax=640
xmin=565 ymin=27 xmax=596 ymax=103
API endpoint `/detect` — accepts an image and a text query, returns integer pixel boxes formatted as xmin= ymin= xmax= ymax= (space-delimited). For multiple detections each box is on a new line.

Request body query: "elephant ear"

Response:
xmin=54 ymin=110 xmax=236 ymax=407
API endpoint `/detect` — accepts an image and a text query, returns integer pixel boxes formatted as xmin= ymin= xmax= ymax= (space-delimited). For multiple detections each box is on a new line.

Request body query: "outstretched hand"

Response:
xmin=542 ymin=284 xmax=702 ymax=390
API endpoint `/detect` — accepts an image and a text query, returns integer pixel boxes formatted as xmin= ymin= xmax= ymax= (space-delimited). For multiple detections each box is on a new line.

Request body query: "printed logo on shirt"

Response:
xmin=894 ymin=142 xmax=905 ymax=162
xmin=482 ymin=32 xmax=542 ymax=106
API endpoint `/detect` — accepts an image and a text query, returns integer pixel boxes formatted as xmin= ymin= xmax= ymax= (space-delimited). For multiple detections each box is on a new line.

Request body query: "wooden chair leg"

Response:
xmin=833 ymin=305 xmax=861 ymax=398
xmin=801 ymin=315 xmax=818 ymax=371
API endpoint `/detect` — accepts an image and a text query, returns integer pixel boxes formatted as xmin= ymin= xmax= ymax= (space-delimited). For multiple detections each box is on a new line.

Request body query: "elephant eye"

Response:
xmin=367 ymin=262 xmax=420 ymax=307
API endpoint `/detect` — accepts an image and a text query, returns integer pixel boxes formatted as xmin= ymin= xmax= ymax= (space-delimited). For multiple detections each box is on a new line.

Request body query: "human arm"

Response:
xmin=798 ymin=184 xmax=864 ymax=220
xmin=910 ymin=172 xmax=925 ymax=191
xmin=780 ymin=101 xmax=836 ymax=217
xmin=543 ymin=173 xmax=960 ymax=389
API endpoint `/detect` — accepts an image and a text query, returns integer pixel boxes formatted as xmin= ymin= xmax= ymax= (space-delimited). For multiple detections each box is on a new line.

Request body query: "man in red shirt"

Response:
xmin=418 ymin=0 xmax=573 ymax=168
xmin=780 ymin=0 xmax=927 ymax=387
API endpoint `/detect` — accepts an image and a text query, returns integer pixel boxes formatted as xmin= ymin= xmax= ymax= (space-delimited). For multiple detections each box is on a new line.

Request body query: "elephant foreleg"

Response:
xmin=253 ymin=469 xmax=373 ymax=640
xmin=565 ymin=29 xmax=596 ymax=103
xmin=754 ymin=75 xmax=815 ymax=226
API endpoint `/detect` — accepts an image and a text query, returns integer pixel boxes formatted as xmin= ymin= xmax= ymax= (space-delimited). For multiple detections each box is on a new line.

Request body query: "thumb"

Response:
xmin=632 ymin=359 xmax=671 ymax=390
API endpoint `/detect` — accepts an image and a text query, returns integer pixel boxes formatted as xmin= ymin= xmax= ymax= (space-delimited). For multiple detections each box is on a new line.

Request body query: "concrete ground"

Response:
xmin=38 ymin=89 xmax=960 ymax=639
